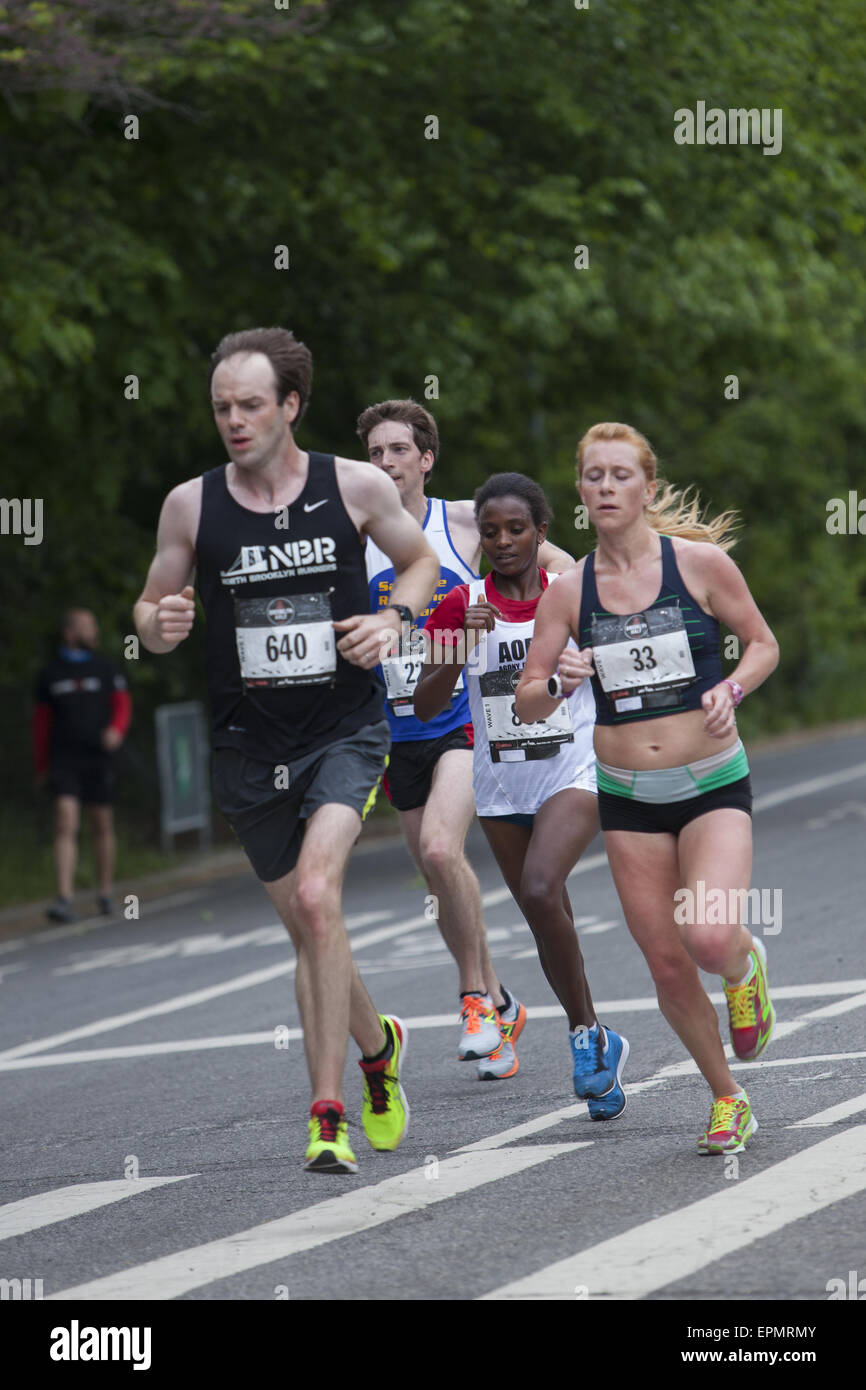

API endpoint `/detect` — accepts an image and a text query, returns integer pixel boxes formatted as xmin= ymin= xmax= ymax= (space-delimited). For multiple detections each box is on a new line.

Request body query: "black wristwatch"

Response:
xmin=547 ymin=673 xmax=564 ymax=698
xmin=387 ymin=603 xmax=414 ymax=627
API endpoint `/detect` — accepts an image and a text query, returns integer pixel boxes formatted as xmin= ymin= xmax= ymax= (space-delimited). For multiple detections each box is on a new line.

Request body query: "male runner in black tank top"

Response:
xmin=134 ymin=327 xmax=439 ymax=1174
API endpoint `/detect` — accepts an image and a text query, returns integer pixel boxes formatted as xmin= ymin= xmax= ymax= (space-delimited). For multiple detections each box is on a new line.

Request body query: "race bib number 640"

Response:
xmin=234 ymin=592 xmax=336 ymax=687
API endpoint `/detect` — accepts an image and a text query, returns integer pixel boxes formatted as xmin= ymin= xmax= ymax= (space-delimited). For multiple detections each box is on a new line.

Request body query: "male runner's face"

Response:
xmin=579 ymin=441 xmax=655 ymax=529
xmin=477 ymin=496 xmax=546 ymax=580
xmin=65 ymin=610 xmax=99 ymax=650
xmin=365 ymin=421 xmax=433 ymax=502
xmin=211 ymin=352 xmax=299 ymax=471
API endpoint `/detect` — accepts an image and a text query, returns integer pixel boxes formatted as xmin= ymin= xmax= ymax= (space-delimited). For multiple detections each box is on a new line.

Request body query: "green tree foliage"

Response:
xmin=2 ymin=0 xmax=864 ymax=806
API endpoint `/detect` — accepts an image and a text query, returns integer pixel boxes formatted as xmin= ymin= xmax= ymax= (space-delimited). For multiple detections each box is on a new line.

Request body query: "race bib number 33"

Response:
xmin=591 ymin=606 xmax=696 ymax=711
xmin=234 ymin=592 xmax=336 ymax=687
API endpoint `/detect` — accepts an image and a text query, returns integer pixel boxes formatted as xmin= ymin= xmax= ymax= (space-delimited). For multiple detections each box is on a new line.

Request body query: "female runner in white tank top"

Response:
xmin=414 ymin=473 xmax=628 ymax=1114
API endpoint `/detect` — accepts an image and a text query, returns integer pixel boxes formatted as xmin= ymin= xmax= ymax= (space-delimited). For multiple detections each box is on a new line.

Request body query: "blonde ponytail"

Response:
xmin=645 ymin=481 xmax=740 ymax=552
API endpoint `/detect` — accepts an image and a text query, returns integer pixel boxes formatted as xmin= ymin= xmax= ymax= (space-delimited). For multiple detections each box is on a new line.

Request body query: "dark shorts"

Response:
xmin=598 ymin=775 xmax=753 ymax=835
xmin=482 ymin=812 xmax=536 ymax=829
xmin=49 ymin=754 xmax=115 ymax=806
xmin=212 ymin=719 xmax=391 ymax=882
xmin=383 ymin=723 xmax=473 ymax=812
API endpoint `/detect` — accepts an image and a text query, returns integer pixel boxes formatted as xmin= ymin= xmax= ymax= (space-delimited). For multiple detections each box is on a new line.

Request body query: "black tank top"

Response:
xmin=195 ymin=453 xmax=384 ymax=760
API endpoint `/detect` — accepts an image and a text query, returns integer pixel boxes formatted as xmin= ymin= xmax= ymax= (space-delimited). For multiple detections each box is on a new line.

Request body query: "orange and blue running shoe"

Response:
xmin=724 ymin=936 xmax=775 ymax=1061
xmin=698 ymin=1093 xmax=757 ymax=1154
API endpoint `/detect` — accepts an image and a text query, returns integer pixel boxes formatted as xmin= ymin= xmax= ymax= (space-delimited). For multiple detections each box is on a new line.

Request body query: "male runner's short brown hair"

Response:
xmin=356 ymin=399 xmax=439 ymax=465
xmin=209 ymin=327 xmax=313 ymax=421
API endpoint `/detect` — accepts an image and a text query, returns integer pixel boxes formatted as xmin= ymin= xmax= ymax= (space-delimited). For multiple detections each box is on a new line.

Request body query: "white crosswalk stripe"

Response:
xmin=48 ymin=1142 xmax=589 ymax=1301
xmin=0 ymin=1176 xmax=195 ymax=1242
xmin=480 ymin=1125 xmax=866 ymax=1300
xmin=5 ymin=1067 xmax=854 ymax=1301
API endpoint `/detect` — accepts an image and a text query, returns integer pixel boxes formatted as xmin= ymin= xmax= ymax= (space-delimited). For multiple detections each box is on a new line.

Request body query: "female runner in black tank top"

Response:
xmin=516 ymin=422 xmax=780 ymax=1157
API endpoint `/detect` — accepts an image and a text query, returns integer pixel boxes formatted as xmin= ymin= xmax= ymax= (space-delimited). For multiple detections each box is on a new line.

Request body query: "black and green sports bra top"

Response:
xmin=578 ymin=534 xmax=722 ymax=726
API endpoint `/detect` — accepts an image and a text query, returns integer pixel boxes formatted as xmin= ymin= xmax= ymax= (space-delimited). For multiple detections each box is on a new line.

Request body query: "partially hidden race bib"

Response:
xmin=590 ymin=605 xmax=695 ymax=714
xmin=479 ymin=667 xmax=574 ymax=762
xmin=234 ymin=592 xmax=336 ymax=687
xmin=382 ymin=640 xmax=464 ymax=718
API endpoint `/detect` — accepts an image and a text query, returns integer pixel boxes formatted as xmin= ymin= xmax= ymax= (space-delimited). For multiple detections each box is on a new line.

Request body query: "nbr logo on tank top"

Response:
xmin=221 ymin=538 xmax=338 ymax=585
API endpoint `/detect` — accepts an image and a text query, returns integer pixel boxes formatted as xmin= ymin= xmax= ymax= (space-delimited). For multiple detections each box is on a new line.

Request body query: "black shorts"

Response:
xmin=49 ymin=754 xmax=115 ymax=806
xmin=212 ymin=719 xmax=391 ymax=883
xmin=598 ymin=775 xmax=753 ymax=835
xmin=383 ymin=724 xmax=473 ymax=812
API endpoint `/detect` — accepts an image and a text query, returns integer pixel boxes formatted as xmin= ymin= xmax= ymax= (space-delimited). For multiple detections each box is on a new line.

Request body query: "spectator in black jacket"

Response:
xmin=33 ymin=609 xmax=132 ymax=922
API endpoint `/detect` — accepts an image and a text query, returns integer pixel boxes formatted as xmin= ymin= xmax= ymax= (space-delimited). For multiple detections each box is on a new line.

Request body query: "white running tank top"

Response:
xmin=465 ymin=577 xmax=596 ymax=816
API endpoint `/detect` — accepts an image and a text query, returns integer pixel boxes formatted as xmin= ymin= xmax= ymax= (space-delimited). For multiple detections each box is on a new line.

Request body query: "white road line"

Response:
xmin=734 ymin=1050 xmax=866 ymax=1071
xmin=743 ymin=980 xmax=866 ymax=999
xmin=9 ymin=1041 xmax=862 ymax=1076
xmin=0 ymin=915 xmax=432 ymax=1062
xmin=752 ymin=760 xmax=866 ymax=812
xmin=0 ymin=961 xmax=297 ymax=1062
xmin=456 ymin=1103 xmax=588 ymax=1152
xmin=48 ymin=1142 xmax=589 ymax=1301
xmin=651 ymin=989 xmax=866 ymax=1080
xmin=788 ymin=1092 xmax=866 ymax=1128
xmin=481 ymin=1124 xmax=866 ymax=1300
xmin=3 ymin=989 xmax=866 ymax=1072
xmin=0 ymin=858 xmax=612 ymax=1063
xmin=0 ymin=1176 xmax=195 ymax=1242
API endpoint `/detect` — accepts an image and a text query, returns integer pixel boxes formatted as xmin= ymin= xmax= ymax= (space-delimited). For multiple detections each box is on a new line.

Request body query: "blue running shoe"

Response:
xmin=586 ymin=1027 xmax=629 ymax=1121
xmin=571 ymin=1022 xmax=615 ymax=1098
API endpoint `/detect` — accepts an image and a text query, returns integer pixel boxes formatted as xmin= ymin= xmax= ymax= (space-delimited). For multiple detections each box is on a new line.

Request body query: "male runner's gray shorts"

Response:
xmin=212 ymin=720 xmax=391 ymax=883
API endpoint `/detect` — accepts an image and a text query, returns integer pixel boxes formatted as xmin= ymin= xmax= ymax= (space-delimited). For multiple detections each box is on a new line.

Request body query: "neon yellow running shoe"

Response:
xmin=305 ymin=1101 xmax=358 ymax=1174
xmin=724 ymin=936 xmax=775 ymax=1061
xmin=359 ymin=1015 xmax=410 ymax=1151
xmin=698 ymin=1094 xmax=757 ymax=1155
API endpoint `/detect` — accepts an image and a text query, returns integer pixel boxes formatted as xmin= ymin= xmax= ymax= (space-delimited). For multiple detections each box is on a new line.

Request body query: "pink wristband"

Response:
xmin=723 ymin=679 xmax=744 ymax=707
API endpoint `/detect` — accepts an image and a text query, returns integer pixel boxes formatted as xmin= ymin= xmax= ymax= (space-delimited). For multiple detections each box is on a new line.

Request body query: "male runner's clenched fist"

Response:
xmin=156 ymin=585 xmax=196 ymax=648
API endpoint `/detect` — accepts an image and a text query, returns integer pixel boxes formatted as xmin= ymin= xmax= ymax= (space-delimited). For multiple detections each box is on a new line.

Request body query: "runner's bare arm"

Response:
xmin=414 ymin=594 xmax=500 ymax=721
xmin=413 ymin=654 xmax=463 ymax=722
xmin=334 ymin=458 xmax=440 ymax=669
xmin=447 ymin=498 xmax=574 ymax=573
xmin=515 ymin=566 xmax=592 ymax=721
xmin=134 ymin=479 xmax=201 ymax=654
xmin=682 ymin=541 xmax=779 ymax=738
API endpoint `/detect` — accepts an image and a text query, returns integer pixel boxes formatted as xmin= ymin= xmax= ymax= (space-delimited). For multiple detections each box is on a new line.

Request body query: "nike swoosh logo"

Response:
xmin=303 ymin=499 xmax=328 ymax=512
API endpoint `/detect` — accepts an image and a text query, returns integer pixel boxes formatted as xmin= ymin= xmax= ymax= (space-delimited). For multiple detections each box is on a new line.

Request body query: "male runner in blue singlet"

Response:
xmin=358 ymin=399 xmax=574 ymax=1078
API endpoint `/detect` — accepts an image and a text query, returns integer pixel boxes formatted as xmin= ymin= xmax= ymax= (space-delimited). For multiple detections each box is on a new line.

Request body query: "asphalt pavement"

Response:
xmin=1 ymin=730 xmax=865 ymax=1317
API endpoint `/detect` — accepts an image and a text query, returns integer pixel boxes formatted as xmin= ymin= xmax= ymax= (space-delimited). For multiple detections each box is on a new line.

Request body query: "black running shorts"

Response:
xmin=212 ymin=719 xmax=391 ymax=882
xmin=598 ymin=775 xmax=753 ymax=835
xmin=383 ymin=723 xmax=473 ymax=812
xmin=49 ymin=753 xmax=116 ymax=806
